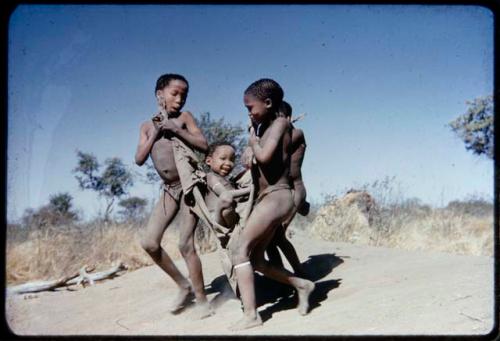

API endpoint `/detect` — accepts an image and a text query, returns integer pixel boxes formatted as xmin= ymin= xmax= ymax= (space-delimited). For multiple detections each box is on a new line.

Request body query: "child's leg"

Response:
xmin=276 ymin=184 xmax=307 ymax=276
xmin=230 ymin=189 xmax=295 ymax=330
xmin=266 ymin=227 xmax=285 ymax=269
xmin=178 ymin=197 xmax=212 ymax=318
xmin=141 ymin=191 xmax=192 ymax=309
xmin=252 ymin=242 xmax=314 ymax=316
xmin=275 ymin=232 xmax=305 ymax=277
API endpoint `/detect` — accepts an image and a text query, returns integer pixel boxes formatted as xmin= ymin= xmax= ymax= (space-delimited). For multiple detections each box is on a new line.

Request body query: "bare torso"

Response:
xmin=146 ymin=112 xmax=188 ymax=184
xmin=252 ymin=118 xmax=292 ymax=192
xmin=205 ymin=172 xmax=234 ymax=211
xmin=289 ymin=127 xmax=306 ymax=182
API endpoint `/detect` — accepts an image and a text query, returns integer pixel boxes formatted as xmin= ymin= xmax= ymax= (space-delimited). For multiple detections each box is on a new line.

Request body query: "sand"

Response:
xmin=5 ymin=229 xmax=494 ymax=336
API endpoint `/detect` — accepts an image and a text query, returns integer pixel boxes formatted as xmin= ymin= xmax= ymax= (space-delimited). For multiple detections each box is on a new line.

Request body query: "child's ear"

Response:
xmin=205 ymin=156 xmax=212 ymax=167
xmin=264 ymin=98 xmax=273 ymax=109
xmin=156 ymin=90 xmax=164 ymax=100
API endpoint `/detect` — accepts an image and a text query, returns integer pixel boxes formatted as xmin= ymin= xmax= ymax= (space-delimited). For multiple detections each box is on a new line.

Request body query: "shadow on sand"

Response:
xmin=205 ymin=253 xmax=343 ymax=321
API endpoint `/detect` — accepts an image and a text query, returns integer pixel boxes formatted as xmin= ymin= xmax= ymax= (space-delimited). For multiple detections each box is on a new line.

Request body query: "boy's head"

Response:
xmin=155 ymin=74 xmax=189 ymax=114
xmin=277 ymin=101 xmax=292 ymax=120
xmin=243 ymin=78 xmax=284 ymax=124
xmin=206 ymin=142 xmax=236 ymax=177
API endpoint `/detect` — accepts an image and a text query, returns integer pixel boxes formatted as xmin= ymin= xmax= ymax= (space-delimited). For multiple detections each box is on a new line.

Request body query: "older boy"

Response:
xmin=135 ymin=74 xmax=211 ymax=318
xmin=230 ymin=79 xmax=315 ymax=331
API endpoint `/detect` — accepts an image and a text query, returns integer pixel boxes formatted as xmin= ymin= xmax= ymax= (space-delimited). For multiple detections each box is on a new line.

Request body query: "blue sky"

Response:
xmin=8 ymin=5 xmax=493 ymax=221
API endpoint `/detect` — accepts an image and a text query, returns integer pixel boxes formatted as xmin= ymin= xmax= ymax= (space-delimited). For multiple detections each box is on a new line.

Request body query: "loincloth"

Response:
xmin=161 ymin=181 xmax=183 ymax=215
xmin=255 ymin=183 xmax=292 ymax=205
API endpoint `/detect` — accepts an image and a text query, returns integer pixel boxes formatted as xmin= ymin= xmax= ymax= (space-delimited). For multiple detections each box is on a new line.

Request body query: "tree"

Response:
xmin=48 ymin=193 xmax=79 ymax=221
xmin=22 ymin=192 xmax=78 ymax=228
xmin=73 ymin=151 xmax=134 ymax=222
xmin=449 ymin=95 xmax=493 ymax=159
xmin=118 ymin=197 xmax=148 ymax=222
xmin=195 ymin=112 xmax=247 ymax=170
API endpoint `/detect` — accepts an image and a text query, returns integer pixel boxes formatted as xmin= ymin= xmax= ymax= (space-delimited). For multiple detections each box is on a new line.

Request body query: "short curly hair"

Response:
xmin=155 ymin=74 xmax=189 ymax=93
xmin=207 ymin=142 xmax=236 ymax=157
xmin=244 ymin=78 xmax=284 ymax=110
xmin=277 ymin=101 xmax=292 ymax=118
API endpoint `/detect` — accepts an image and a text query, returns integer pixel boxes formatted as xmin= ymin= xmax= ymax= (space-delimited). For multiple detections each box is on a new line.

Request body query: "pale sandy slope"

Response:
xmin=5 ymin=229 xmax=495 ymax=336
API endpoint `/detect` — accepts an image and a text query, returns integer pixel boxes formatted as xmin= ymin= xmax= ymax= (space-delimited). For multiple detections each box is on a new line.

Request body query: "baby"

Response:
xmin=204 ymin=143 xmax=251 ymax=244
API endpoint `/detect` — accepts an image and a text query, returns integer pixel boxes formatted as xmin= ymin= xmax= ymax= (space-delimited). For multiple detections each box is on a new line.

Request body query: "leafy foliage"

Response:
xmin=21 ymin=192 xmax=78 ymax=228
xmin=449 ymin=95 xmax=493 ymax=159
xmin=73 ymin=151 xmax=134 ymax=221
xmin=195 ymin=112 xmax=247 ymax=167
xmin=118 ymin=196 xmax=148 ymax=222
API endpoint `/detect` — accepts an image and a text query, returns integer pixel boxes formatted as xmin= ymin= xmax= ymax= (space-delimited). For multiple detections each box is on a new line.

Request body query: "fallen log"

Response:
xmin=6 ymin=262 xmax=127 ymax=295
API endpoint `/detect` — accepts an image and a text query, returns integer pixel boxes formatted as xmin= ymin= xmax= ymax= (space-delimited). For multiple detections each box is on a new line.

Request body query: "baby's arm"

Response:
xmin=249 ymin=117 xmax=288 ymax=164
xmin=135 ymin=121 xmax=159 ymax=166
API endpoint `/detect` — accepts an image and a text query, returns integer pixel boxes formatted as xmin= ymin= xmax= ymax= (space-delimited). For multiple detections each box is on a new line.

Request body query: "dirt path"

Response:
xmin=6 ymin=230 xmax=494 ymax=336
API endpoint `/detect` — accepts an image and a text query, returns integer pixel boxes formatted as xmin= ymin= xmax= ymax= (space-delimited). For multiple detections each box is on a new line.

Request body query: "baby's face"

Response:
xmin=207 ymin=145 xmax=236 ymax=177
xmin=157 ymin=79 xmax=188 ymax=114
xmin=244 ymin=94 xmax=272 ymax=124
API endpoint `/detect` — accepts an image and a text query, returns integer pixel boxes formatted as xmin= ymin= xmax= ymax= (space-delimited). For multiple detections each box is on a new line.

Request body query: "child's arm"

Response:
xmin=135 ymin=121 xmax=159 ymax=166
xmin=208 ymin=173 xmax=251 ymax=199
xmin=161 ymin=111 xmax=208 ymax=153
xmin=249 ymin=117 xmax=289 ymax=165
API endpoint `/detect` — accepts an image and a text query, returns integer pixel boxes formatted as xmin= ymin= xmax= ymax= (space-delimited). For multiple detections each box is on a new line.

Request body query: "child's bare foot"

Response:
xmin=169 ymin=285 xmax=194 ymax=313
xmin=229 ymin=312 xmax=263 ymax=331
xmin=191 ymin=300 xmax=214 ymax=320
xmin=297 ymin=280 xmax=315 ymax=316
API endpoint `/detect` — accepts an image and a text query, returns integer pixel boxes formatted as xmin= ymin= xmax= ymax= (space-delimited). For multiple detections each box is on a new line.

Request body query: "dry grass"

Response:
xmin=7 ymin=181 xmax=493 ymax=286
xmin=309 ymin=198 xmax=493 ymax=257
xmin=6 ymin=222 xmax=178 ymax=285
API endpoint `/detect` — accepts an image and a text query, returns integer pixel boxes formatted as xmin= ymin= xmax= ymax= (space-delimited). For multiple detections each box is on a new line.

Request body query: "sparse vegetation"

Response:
xmin=309 ymin=178 xmax=493 ymax=257
xmin=6 ymin=218 xmax=220 ymax=285
xmin=73 ymin=151 xmax=134 ymax=222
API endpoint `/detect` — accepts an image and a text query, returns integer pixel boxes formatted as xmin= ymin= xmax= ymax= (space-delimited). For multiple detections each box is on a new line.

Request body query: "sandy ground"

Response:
xmin=5 ymin=229 xmax=495 ymax=336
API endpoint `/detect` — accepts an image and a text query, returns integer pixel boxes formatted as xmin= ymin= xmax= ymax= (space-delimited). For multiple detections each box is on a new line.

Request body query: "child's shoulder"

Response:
xmin=270 ymin=116 xmax=292 ymax=132
xmin=292 ymin=127 xmax=305 ymax=139
xmin=178 ymin=110 xmax=195 ymax=121
xmin=207 ymin=171 xmax=232 ymax=189
xmin=140 ymin=119 xmax=155 ymax=131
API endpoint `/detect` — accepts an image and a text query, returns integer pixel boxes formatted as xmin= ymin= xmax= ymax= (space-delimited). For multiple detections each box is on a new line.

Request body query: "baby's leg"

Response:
xmin=178 ymin=198 xmax=212 ymax=319
xmin=140 ymin=191 xmax=192 ymax=310
xmin=230 ymin=189 xmax=294 ymax=331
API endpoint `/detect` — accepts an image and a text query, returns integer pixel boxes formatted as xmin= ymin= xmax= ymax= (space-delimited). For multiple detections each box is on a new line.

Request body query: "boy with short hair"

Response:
xmin=135 ymin=73 xmax=212 ymax=319
xmin=267 ymin=100 xmax=309 ymax=277
xmin=229 ymin=79 xmax=315 ymax=331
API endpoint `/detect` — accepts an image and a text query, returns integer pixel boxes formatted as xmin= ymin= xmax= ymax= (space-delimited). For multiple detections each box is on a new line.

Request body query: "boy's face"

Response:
xmin=157 ymin=79 xmax=188 ymax=114
xmin=244 ymin=94 xmax=272 ymax=124
xmin=206 ymin=145 xmax=236 ymax=177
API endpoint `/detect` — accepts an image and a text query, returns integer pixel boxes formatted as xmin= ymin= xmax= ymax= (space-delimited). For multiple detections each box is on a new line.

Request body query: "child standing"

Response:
xmin=230 ymin=79 xmax=315 ymax=331
xmin=135 ymin=74 xmax=212 ymax=319
xmin=266 ymin=101 xmax=309 ymax=277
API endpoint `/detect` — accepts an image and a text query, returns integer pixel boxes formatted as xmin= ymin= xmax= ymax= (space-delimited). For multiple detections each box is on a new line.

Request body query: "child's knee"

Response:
xmin=232 ymin=241 xmax=251 ymax=263
xmin=141 ymin=238 xmax=160 ymax=255
xmin=178 ymin=240 xmax=195 ymax=257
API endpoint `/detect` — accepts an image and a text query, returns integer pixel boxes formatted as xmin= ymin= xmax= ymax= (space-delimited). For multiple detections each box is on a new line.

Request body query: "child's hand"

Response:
xmin=158 ymin=118 xmax=182 ymax=133
xmin=241 ymin=146 xmax=254 ymax=169
xmin=249 ymin=126 xmax=259 ymax=146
